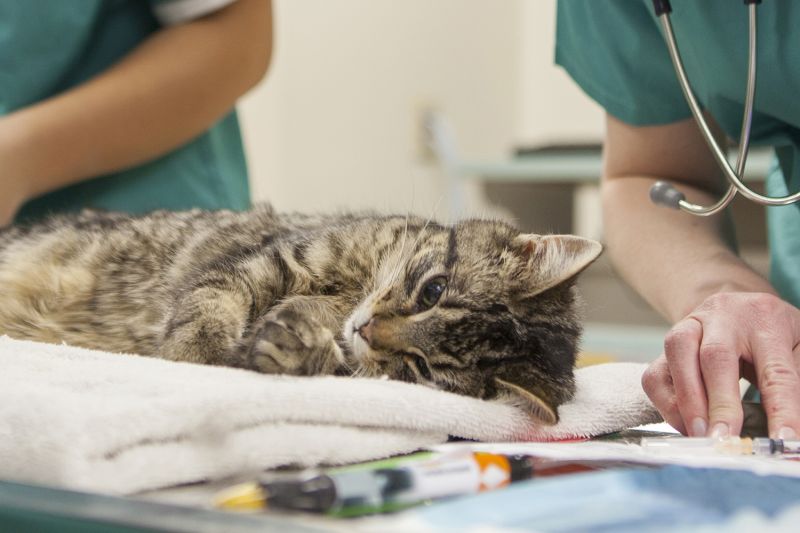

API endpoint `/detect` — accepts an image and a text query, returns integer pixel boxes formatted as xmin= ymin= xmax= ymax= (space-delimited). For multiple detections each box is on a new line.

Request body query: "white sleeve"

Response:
xmin=152 ymin=0 xmax=238 ymax=26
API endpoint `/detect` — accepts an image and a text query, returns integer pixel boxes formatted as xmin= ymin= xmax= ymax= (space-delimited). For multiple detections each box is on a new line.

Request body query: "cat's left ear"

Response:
xmin=494 ymin=377 xmax=558 ymax=425
xmin=511 ymin=234 xmax=602 ymax=296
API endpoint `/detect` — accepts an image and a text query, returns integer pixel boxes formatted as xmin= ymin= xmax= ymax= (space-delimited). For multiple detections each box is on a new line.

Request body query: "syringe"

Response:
xmin=640 ymin=436 xmax=800 ymax=457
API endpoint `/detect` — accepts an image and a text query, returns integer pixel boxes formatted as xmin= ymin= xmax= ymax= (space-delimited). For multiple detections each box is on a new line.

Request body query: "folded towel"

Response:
xmin=0 ymin=336 xmax=660 ymax=494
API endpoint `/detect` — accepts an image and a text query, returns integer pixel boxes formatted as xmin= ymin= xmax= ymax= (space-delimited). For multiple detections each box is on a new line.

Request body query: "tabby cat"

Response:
xmin=0 ymin=205 xmax=601 ymax=424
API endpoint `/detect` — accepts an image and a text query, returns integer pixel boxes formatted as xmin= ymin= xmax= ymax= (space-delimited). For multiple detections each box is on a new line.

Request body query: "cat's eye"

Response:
xmin=418 ymin=276 xmax=447 ymax=310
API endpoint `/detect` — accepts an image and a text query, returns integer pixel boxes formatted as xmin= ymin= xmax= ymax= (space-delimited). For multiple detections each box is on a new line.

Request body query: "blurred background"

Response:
xmin=236 ymin=0 xmax=770 ymax=363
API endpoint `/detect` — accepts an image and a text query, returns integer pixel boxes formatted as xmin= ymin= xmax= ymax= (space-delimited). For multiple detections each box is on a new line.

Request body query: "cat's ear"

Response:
xmin=494 ymin=377 xmax=558 ymax=426
xmin=511 ymin=234 xmax=602 ymax=296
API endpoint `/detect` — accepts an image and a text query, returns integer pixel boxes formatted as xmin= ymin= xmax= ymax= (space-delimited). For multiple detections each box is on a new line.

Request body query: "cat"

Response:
xmin=0 ymin=205 xmax=601 ymax=424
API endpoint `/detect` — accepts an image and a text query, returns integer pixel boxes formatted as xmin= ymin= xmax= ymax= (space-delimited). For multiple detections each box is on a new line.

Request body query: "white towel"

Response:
xmin=0 ymin=336 xmax=660 ymax=494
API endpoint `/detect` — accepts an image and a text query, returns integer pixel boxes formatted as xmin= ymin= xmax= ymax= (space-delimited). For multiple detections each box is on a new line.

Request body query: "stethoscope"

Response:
xmin=648 ymin=0 xmax=800 ymax=216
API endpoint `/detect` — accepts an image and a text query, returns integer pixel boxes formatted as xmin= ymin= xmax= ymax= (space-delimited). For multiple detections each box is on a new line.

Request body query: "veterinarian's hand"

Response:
xmin=0 ymin=123 xmax=26 ymax=226
xmin=0 ymin=202 xmax=14 ymax=227
xmin=0 ymin=179 xmax=24 ymax=227
xmin=642 ymin=292 xmax=800 ymax=439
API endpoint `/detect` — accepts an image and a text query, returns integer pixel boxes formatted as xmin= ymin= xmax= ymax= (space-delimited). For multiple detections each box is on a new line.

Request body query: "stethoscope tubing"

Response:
xmin=650 ymin=2 xmax=800 ymax=213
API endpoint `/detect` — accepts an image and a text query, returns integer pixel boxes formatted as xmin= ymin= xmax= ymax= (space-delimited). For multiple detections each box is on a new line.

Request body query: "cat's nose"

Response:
xmin=357 ymin=318 xmax=375 ymax=346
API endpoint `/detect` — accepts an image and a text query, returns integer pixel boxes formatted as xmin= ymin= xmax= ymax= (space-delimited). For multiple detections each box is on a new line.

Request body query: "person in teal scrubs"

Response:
xmin=0 ymin=0 xmax=272 ymax=225
xmin=557 ymin=1 xmax=800 ymax=439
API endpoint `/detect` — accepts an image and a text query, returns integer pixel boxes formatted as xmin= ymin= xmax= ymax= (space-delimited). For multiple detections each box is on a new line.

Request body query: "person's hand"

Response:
xmin=0 ymin=177 xmax=25 ymax=228
xmin=0 ymin=174 xmax=24 ymax=227
xmin=0 ymin=183 xmax=22 ymax=227
xmin=642 ymin=292 xmax=800 ymax=439
xmin=0 ymin=118 xmax=27 ymax=227
xmin=1 ymin=205 xmax=15 ymax=227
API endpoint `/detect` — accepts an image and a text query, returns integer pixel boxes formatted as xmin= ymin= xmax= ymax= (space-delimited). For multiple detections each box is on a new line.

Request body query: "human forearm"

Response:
xmin=602 ymin=176 xmax=776 ymax=323
xmin=0 ymin=0 xmax=271 ymax=204
xmin=602 ymin=113 xmax=777 ymax=323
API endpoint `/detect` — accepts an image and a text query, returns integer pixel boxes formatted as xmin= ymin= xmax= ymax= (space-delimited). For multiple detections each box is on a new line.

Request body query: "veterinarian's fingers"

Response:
xmin=663 ymin=318 xmax=708 ymax=436
xmin=642 ymin=355 xmax=686 ymax=434
xmin=697 ymin=319 xmax=743 ymax=438
xmin=750 ymin=324 xmax=800 ymax=439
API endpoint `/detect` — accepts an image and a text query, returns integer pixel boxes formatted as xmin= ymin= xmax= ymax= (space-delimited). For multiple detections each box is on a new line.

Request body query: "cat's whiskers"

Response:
xmin=386 ymin=212 xmax=435 ymax=289
xmin=351 ymin=363 xmax=377 ymax=379
xmin=338 ymin=355 xmax=357 ymax=374
xmin=384 ymin=214 xmax=411 ymax=289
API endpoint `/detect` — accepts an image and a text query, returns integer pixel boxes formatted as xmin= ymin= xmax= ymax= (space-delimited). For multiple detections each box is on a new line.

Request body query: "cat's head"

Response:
xmin=342 ymin=219 xmax=601 ymax=425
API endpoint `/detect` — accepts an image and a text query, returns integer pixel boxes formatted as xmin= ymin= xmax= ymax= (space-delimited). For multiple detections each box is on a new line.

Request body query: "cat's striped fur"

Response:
xmin=0 ymin=205 xmax=601 ymax=423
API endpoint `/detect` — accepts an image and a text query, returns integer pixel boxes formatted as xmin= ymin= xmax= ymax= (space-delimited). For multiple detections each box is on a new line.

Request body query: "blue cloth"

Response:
xmin=411 ymin=466 xmax=800 ymax=532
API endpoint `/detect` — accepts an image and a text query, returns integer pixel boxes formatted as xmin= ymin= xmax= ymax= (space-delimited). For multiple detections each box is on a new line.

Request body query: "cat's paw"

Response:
xmin=244 ymin=309 xmax=344 ymax=375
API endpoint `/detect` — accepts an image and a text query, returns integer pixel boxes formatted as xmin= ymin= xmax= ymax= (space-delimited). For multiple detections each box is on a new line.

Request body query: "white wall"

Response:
xmin=517 ymin=1 xmax=603 ymax=145
xmin=238 ymin=0 xmax=603 ymax=218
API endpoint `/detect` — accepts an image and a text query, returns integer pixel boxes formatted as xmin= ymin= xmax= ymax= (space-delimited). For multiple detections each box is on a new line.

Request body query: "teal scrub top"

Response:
xmin=2 ymin=0 xmax=251 ymax=222
xmin=556 ymin=0 xmax=800 ymax=308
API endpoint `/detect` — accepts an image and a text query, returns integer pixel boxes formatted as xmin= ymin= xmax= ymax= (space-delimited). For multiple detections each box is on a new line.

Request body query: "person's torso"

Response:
xmin=0 ymin=0 xmax=250 ymax=221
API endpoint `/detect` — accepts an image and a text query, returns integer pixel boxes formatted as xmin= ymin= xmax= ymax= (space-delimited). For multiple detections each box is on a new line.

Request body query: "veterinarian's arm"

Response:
xmin=603 ymin=113 xmax=800 ymax=439
xmin=0 ymin=0 xmax=272 ymax=224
